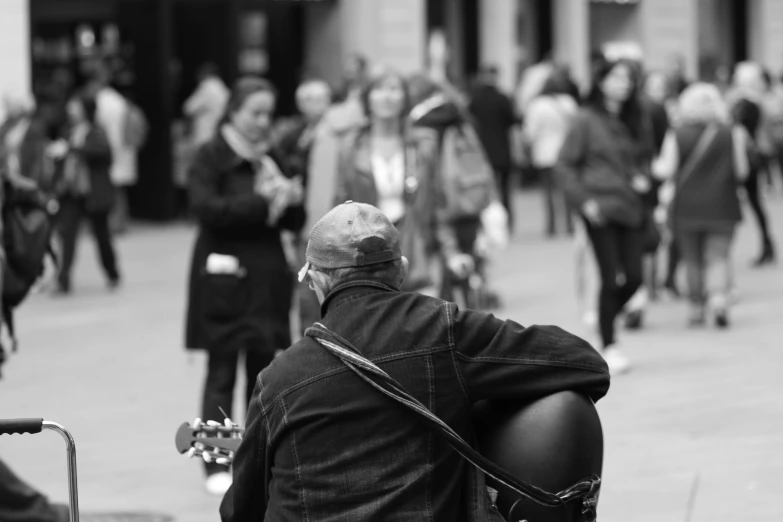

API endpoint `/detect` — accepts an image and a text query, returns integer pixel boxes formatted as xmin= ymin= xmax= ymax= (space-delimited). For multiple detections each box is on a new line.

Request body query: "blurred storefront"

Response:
xmin=28 ymin=0 xmax=311 ymax=221
xmin=3 ymin=0 xmax=783 ymax=220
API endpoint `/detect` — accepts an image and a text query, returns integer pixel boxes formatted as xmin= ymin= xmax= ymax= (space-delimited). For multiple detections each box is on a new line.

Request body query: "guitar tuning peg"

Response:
xmin=192 ymin=418 xmax=203 ymax=428
xmin=224 ymin=418 xmax=235 ymax=428
xmin=186 ymin=448 xmax=197 ymax=458
xmin=206 ymin=420 xmax=221 ymax=427
xmin=195 ymin=442 xmax=205 ymax=451
xmin=203 ymin=452 xmax=213 ymax=463
xmin=216 ymin=458 xmax=230 ymax=466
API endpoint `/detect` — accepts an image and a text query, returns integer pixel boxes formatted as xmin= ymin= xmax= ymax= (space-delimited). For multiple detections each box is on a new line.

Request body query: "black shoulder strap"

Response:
xmin=305 ymin=323 xmax=600 ymax=517
xmin=677 ymin=124 xmax=719 ymax=190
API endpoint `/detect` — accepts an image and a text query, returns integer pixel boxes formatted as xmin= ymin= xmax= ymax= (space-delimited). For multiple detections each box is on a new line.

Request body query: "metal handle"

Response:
xmin=0 ymin=418 xmax=43 ymax=435
xmin=42 ymin=422 xmax=79 ymax=522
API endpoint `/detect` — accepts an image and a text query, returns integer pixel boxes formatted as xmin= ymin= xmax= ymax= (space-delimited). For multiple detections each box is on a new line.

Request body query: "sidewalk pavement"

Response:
xmin=0 ymin=190 xmax=781 ymax=521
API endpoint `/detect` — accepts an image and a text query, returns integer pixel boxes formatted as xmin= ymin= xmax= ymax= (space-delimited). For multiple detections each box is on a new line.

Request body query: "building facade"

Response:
xmin=2 ymin=0 xmax=783 ymax=220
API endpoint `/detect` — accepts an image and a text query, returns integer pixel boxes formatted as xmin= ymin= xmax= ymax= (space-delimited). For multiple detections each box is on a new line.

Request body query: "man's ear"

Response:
xmin=400 ymin=256 xmax=410 ymax=286
xmin=307 ymin=269 xmax=330 ymax=291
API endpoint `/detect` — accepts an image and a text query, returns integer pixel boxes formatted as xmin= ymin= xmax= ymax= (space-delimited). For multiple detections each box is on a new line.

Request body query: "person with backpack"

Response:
xmin=90 ymin=64 xmax=144 ymax=234
xmin=523 ymin=70 xmax=578 ymax=237
xmin=48 ymin=93 xmax=121 ymax=295
xmin=407 ymin=72 xmax=504 ymax=306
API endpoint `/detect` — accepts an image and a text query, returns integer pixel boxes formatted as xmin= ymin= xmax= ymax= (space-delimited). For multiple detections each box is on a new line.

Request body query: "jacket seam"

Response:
xmin=257 ymin=375 xmax=274 ymax=448
xmin=446 ymin=303 xmax=471 ymax=402
xmin=425 ymin=353 xmax=435 ymax=522
xmin=263 ymin=346 xmax=453 ymax=408
xmin=455 ymin=352 xmax=609 ymax=373
xmin=280 ymin=397 xmax=309 ymax=522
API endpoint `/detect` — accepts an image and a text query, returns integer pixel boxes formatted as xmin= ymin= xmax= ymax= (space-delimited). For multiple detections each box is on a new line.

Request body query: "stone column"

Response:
xmin=552 ymin=0 xmax=591 ymax=89
xmin=0 ymin=0 xmax=31 ymax=119
xmin=340 ymin=0 xmax=427 ymax=75
xmin=638 ymin=0 xmax=699 ymax=78
xmin=479 ymin=0 xmax=517 ymax=94
xmin=749 ymin=0 xmax=783 ymax=74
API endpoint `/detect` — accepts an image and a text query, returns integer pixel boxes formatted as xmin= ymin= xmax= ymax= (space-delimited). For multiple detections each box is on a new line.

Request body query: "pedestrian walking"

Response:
xmin=50 ymin=93 xmax=121 ymax=295
xmin=726 ymin=61 xmax=776 ymax=267
xmin=184 ymin=77 xmax=305 ymax=495
xmin=653 ymin=83 xmax=749 ymax=327
xmin=522 ymin=70 xmax=578 ymax=237
xmin=555 ymin=57 xmax=654 ymax=375
xmin=469 ymin=65 xmax=519 ymax=229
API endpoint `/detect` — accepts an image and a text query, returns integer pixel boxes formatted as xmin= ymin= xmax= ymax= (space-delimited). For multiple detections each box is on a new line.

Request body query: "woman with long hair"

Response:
xmin=653 ymin=83 xmax=749 ymax=327
xmin=335 ymin=69 xmax=467 ymax=296
xmin=185 ymin=77 xmax=305 ymax=495
xmin=555 ymin=57 xmax=654 ymax=374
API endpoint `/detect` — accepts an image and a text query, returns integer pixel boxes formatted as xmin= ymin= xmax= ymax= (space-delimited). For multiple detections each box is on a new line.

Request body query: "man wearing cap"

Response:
xmin=220 ymin=202 xmax=610 ymax=521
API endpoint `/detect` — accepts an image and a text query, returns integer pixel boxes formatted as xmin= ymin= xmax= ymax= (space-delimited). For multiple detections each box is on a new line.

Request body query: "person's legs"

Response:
xmin=744 ymin=168 xmax=775 ymax=265
xmin=55 ymin=197 xmax=83 ymax=293
xmin=583 ymin=221 xmax=623 ymax=349
xmin=202 ymin=349 xmax=239 ymax=476
xmin=665 ymin=238 xmax=682 ymax=296
xmin=86 ymin=211 xmax=120 ymax=285
xmin=704 ymin=229 xmax=735 ymax=327
xmin=495 ymin=166 xmax=513 ymax=231
xmin=540 ymin=168 xmax=557 ymax=236
xmin=614 ymin=225 xmax=645 ymax=318
xmin=678 ymin=230 xmax=706 ymax=324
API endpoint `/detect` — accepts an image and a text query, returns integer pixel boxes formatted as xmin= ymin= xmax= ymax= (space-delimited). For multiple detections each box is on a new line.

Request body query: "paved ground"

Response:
xmin=0 ymin=189 xmax=781 ymax=521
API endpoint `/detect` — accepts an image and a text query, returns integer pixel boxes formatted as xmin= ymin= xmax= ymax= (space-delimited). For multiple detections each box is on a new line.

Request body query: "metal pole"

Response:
xmin=43 ymin=422 xmax=79 ymax=522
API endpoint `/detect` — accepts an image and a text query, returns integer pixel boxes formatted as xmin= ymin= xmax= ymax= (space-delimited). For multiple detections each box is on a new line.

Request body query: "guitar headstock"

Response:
xmin=175 ymin=419 xmax=245 ymax=466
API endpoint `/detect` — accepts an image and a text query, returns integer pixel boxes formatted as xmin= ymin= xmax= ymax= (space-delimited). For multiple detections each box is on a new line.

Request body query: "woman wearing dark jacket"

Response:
xmin=555 ymin=57 xmax=654 ymax=375
xmin=184 ymin=77 xmax=305 ymax=495
xmin=52 ymin=94 xmax=120 ymax=294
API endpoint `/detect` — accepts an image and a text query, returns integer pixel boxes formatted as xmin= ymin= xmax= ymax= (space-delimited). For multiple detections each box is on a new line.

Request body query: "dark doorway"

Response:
xmin=537 ymin=0 xmax=554 ymax=61
xmin=730 ymin=0 xmax=748 ymax=62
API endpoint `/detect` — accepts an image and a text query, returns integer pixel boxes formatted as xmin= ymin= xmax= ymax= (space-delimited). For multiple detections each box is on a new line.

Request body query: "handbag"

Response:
xmin=305 ymin=322 xmax=601 ymax=521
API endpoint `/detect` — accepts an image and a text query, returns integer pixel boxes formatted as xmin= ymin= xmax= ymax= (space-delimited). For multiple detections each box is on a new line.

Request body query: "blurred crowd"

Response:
xmin=1 ymin=46 xmax=781 ymax=503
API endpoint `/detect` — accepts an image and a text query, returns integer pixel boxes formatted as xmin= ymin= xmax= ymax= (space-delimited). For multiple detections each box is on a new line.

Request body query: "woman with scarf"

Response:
xmin=185 ymin=77 xmax=305 ymax=495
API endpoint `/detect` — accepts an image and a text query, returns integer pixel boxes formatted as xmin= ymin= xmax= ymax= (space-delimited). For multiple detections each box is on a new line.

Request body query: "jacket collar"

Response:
xmin=320 ymin=280 xmax=399 ymax=318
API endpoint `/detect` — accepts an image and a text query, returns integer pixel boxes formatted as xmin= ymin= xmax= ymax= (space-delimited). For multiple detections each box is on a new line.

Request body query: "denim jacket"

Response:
xmin=220 ymin=283 xmax=610 ymax=522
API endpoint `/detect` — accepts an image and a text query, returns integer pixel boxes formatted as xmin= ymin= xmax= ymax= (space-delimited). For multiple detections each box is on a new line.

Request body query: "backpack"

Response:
xmin=1 ymin=180 xmax=58 ymax=353
xmin=122 ymin=102 xmax=149 ymax=149
xmin=440 ymin=123 xmax=495 ymax=219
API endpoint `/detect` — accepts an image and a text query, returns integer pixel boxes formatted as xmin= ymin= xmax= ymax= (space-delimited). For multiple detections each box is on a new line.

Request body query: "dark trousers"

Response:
xmin=539 ymin=167 xmax=573 ymax=236
xmin=744 ymin=167 xmax=773 ymax=250
xmin=57 ymin=196 xmax=120 ymax=291
xmin=0 ymin=458 xmax=68 ymax=522
xmin=584 ymin=220 xmax=645 ymax=348
xmin=202 ymin=348 xmax=275 ymax=475
xmin=494 ymin=166 xmax=513 ymax=230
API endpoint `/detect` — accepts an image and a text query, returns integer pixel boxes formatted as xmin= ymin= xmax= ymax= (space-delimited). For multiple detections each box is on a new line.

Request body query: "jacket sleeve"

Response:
xmin=188 ymin=147 xmax=271 ymax=230
xmin=553 ymin=112 xmax=590 ymax=210
xmin=451 ymin=304 xmax=610 ymax=404
xmin=220 ymin=379 xmax=268 ymax=521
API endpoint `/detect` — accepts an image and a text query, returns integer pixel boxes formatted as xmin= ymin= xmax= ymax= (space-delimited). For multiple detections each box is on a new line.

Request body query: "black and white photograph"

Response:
xmin=1 ymin=0 xmax=782 ymax=521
